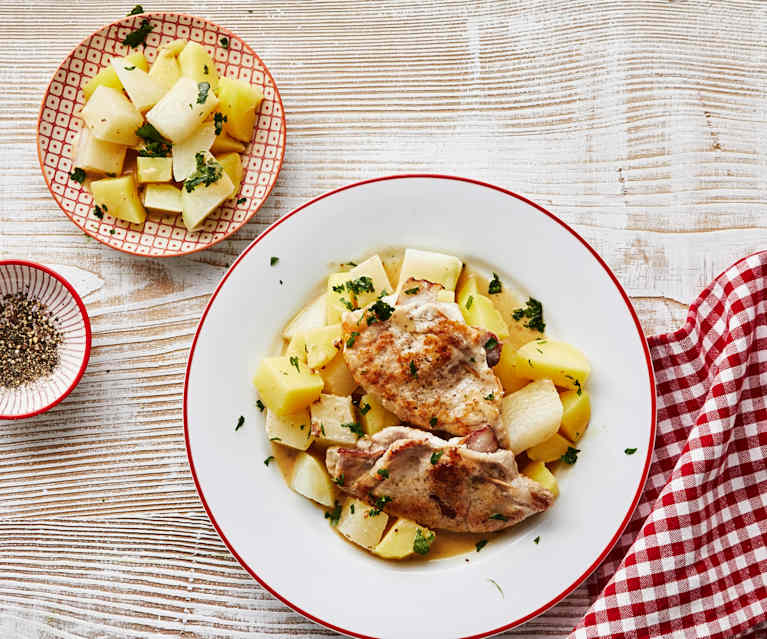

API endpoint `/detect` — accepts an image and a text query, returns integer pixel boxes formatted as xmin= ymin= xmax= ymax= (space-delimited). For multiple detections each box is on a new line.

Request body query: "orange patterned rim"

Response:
xmin=36 ymin=11 xmax=286 ymax=257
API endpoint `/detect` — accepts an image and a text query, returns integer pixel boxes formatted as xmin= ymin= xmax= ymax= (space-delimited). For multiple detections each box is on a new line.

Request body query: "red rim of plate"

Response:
xmin=183 ymin=174 xmax=657 ymax=638
xmin=35 ymin=11 xmax=287 ymax=258
xmin=0 ymin=259 xmax=92 ymax=420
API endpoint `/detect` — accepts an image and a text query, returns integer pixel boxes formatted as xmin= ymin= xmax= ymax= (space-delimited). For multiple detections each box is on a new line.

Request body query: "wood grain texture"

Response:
xmin=1 ymin=0 xmax=766 ymax=636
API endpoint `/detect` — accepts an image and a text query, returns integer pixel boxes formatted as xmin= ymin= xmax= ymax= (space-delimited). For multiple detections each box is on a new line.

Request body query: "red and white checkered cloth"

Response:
xmin=571 ymin=251 xmax=767 ymax=639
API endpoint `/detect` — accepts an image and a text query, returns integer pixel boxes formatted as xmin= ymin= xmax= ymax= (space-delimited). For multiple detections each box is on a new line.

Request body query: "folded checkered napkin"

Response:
xmin=571 ymin=251 xmax=767 ymax=639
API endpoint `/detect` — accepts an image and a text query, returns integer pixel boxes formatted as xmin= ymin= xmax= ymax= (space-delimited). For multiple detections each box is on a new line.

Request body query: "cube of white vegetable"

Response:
xmin=289 ymin=452 xmax=335 ymax=507
xmin=112 ymin=57 xmax=165 ymax=112
xmin=500 ymin=379 xmax=563 ymax=454
xmin=145 ymin=77 xmax=219 ymax=143
xmin=72 ymin=127 xmax=127 ymax=175
xmin=337 ymin=497 xmax=389 ymax=549
xmin=178 ymin=41 xmax=219 ymax=91
xmin=172 ymin=122 xmax=216 ymax=181
xmin=265 ymin=409 xmax=314 ymax=451
xmin=310 ymin=394 xmax=358 ymax=445
xmin=180 ymin=151 xmax=234 ymax=231
xmin=136 ymin=157 xmax=172 ymax=183
xmin=80 ymin=86 xmax=143 ymax=146
xmin=148 ymin=51 xmax=181 ymax=93
xmin=141 ymin=183 xmax=182 ymax=213
xmin=347 ymin=255 xmax=393 ymax=306
xmin=282 ymin=294 xmax=327 ymax=340
xmin=396 ymin=248 xmax=464 ymax=294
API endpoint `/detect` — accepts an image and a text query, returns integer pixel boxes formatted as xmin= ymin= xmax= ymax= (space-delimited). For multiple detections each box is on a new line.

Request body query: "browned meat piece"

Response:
xmin=326 ymin=425 xmax=554 ymax=533
xmin=342 ymin=278 xmax=503 ymax=437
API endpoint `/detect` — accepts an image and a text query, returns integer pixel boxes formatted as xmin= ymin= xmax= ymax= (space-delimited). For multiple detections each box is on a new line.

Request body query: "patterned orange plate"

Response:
xmin=36 ymin=11 xmax=286 ymax=257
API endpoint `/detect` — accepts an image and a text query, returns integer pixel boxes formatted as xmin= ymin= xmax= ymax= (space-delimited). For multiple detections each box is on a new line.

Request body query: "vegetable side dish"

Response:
xmin=253 ymin=249 xmax=592 ymax=560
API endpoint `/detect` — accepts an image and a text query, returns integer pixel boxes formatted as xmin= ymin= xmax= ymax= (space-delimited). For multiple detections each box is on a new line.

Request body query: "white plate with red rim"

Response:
xmin=184 ymin=175 xmax=656 ymax=638
xmin=36 ymin=10 xmax=285 ymax=258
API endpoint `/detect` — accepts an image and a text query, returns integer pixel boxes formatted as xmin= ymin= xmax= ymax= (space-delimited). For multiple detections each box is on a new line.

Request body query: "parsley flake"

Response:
xmin=269 ymin=437 xmax=281 ymax=442
xmin=488 ymin=272 xmax=502 ymax=294
xmin=122 ymin=18 xmax=153 ymax=48
xmin=377 ymin=468 xmax=390 ymax=478
xmin=203 ymin=64 xmax=209 ymax=75
xmin=333 ymin=474 xmax=345 ymax=486
xmin=325 ymin=501 xmax=341 ymax=525
xmin=341 ymin=422 xmax=364 ymax=438
xmin=213 ymin=112 xmax=228 ymax=135
xmin=534 ymin=536 xmax=541 ymax=544
xmin=184 ymin=152 xmax=223 ymax=192
xmin=93 ymin=204 xmax=106 ymax=219
xmin=413 ymin=529 xmax=435 ymax=555
xmin=360 ymin=402 xmax=371 ymax=415
xmin=196 ymin=81 xmax=210 ymax=104
xmin=128 ymin=4 xmax=144 ymax=15
xmin=270 ymin=256 xmax=279 ymax=266
xmin=488 ymin=578 xmax=504 ymax=598
xmin=220 ymin=36 xmax=229 ymax=48
xmin=465 ymin=295 xmax=474 ymax=310
xmin=366 ymin=299 xmax=394 ymax=324
xmin=485 ymin=336 xmax=499 ymax=352
xmin=429 ymin=416 xmax=437 ymax=427
xmin=289 ymin=356 xmax=300 ymax=373
xmin=345 ymin=276 xmax=375 ymax=296
xmin=236 ymin=197 xmax=246 ymax=205
xmin=368 ymin=495 xmax=392 ymax=516
xmin=625 ymin=447 xmax=638 ymax=455
xmin=484 ymin=393 xmax=495 ymax=401
xmin=70 ymin=168 xmax=86 ymax=183
xmin=409 ymin=361 xmax=417 ymax=377
xmin=489 ymin=513 xmax=508 ymax=521
xmin=264 ymin=455 xmax=275 ymax=466
xmin=346 ymin=331 xmax=359 ymax=348
xmin=256 ymin=399 xmax=265 ymax=412
xmin=430 ymin=450 xmax=443 ymax=465
xmin=561 ymin=446 xmax=580 ymax=465
xmin=476 ymin=539 xmax=488 ymax=552
xmin=404 ymin=287 xmax=420 ymax=295
xmin=124 ymin=65 xmax=136 ymax=70
xmin=235 ymin=415 xmax=245 ymax=431
xmin=512 ymin=297 xmax=546 ymax=332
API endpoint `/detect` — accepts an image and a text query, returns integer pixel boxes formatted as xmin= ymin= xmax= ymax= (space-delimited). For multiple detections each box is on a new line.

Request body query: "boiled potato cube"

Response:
xmin=397 ymin=248 xmax=463 ymax=293
xmin=347 ymin=255 xmax=393 ymax=307
xmin=559 ymin=389 xmax=591 ymax=443
xmin=290 ymin=452 xmax=335 ymax=507
xmin=148 ymin=50 xmax=181 ymax=93
xmin=253 ymin=356 xmax=324 ymax=415
xmin=456 ymin=276 xmax=479 ymax=308
xmin=266 ymin=409 xmax=313 ymax=451
xmin=310 ymin=394 xmax=358 ymax=445
xmin=318 ymin=353 xmax=357 ymax=396
xmin=158 ymin=38 xmax=187 ymax=57
xmin=172 ymin=122 xmax=215 ymax=181
xmin=178 ymin=41 xmax=219 ymax=91
xmin=514 ymin=339 xmax=591 ymax=391
xmin=374 ymin=518 xmax=434 ymax=559
xmin=526 ymin=432 xmax=572 ymax=462
xmin=218 ymin=76 xmax=264 ymax=142
xmin=83 ymin=51 xmax=148 ymax=100
xmin=137 ymin=157 xmax=172 ymax=183
xmin=283 ymin=294 xmax=327 ymax=339
xmin=81 ymin=86 xmax=143 ymax=146
xmin=285 ymin=332 xmax=307 ymax=363
xmin=146 ymin=77 xmax=219 ymax=143
xmin=305 ymin=324 xmax=342 ymax=370
xmin=337 ymin=498 xmax=389 ymax=549
xmin=500 ymin=379 xmax=563 ymax=454
xmin=211 ymin=128 xmax=246 ymax=153
xmin=90 ymin=175 xmax=146 ymax=224
xmin=522 ymin=461 xmax=559 ymax=498
xmin=326 ymin=272 xmax=356 ymax=324
xmin=215 ymin=152 xmax=243 ymax=194
xmin=359 ymin=393 xmax=399 ymax=435
xmin=436 ymin=289 xmax=454 ymax=303
xmin=141 ymin=183 xmax=182 ymax=213
xmin=72 ymin=127 xmax=126 ymax=175
xmin=461 ymin=293 xmax=510 ymax=339
xmin=180 ymin=152 xmax=235 ymax=230
xmin=112 ymin=57 xmax=165 ymax=112
xmin=493 ymin=339 xmax=529 ymax=394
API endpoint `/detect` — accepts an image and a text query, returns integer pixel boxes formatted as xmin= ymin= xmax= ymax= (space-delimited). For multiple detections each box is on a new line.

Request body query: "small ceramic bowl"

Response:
xmin=0 ymin=260 xmax=91 ymax=419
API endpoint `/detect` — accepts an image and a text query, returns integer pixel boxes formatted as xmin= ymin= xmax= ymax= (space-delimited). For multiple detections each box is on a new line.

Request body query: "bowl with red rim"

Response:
xmin=36 ymin=11 xmax=286 ymax=257
xmin=0 ymin=260 xmax=91 ymax=420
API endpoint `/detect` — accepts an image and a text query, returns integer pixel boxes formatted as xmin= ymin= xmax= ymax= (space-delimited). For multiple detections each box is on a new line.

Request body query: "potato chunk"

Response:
xmin=285 ymin=332 xmax=307 ymax=363
xmin=81 ymin=86 xmax=143 ymax=146
xmin=326 ymin=272 xmax=356 ymax=324
xmin=461 ymin=293 xmax=510 ymax=339
xmin=83 ymin=51 xmax=148 ymax=100
xmin=499 ymin=379 xmax=563 ymax=454
xmin=172 ymin=122 xmax=216 ymax=181
xmin=559 ymin=389 xmax=591 ymax=443
xmin=178 ymin=41 xmax=219 ymax=92
xmin=289 ymin=452 xmax=335 ymax=507
xmin=337 ymin=498 xmax=389 ymax=549
xmin=513 ymin=339 xmax=591 ymax=391
xmin=359 ymin=393 xmax=399 ymax=436
xmin=90 ymin=174 xmax=146 ymax=224
xmin=146 ymin=77 xmax=219 ymax=143
xmin=253 ymin=356 xmax=324 ymax=415
xmin=215 ymin=152 xmax=243 ymax=194
xmin=310 ymin=393 xmax=358 ymax=445
xmin=492 ymin=338 xmax=529 ymax=394
xmin=218 ymin=77 xmax=264 ymax=142
xmin=318 ymin=353 xmax=357 ymax=396
xmin=265 ymin=409 xmax=313 ymax=451
xmin=142 ymin=184 xmax=182 ymax=213
xmin=397 ymin=248 xmax=463 ymax=293
xmin=211 ymin=128 xmax=246 ymax=153
xmin=526 ymin=432 xmax=572 ymax=462
xmin=283 ymin=294 xmax=327 ymax=339
xmin=180 ymin=151 xmax=235 ymax=230
xmin=148 ymin=50 xmax=181 ymax=93
xmin=347 ymin=255 xmax=393 ymax=306
xmin=73 ymin=127 xmax=127 ymax=176
xmin=137 ymin=157 xmax=172 ymax=183
xmin=522 ymin=461 xmax=559 ymax=498
xmin=112 ymin=57 xmax=165 ymax=112
xmin=304 ymin=324 xmax=343 ymax=369
xmin=374 ymin=518 xmax=435 ymax=559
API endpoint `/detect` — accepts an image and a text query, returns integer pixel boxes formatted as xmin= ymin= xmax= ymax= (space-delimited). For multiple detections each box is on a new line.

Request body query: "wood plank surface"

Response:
xmin=1 ymin=0 xmax=766 ymax=636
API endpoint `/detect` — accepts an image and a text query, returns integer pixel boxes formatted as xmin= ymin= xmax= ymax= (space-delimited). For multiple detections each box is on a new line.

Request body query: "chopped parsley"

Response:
xmin=325 ymin=501 xmax=341 ymax=525
xmin=488 ymin=578 xmax=504 ymax=598
xmin=214 ymin=112 xmax=228 ymax=135
xmin=93 ymin=204 xmax=106 ymax=219
xmin=135 ymin=123 xmax=171 ymax=157
xmin=359 ymin=402 xmax=371 ymax=416
xmin=340 ymin=297 xmax=355 ymax=311
xmin=346 ymin=331 xmax=359 ymax=348
xmin=368 ymin=495 xmax=392 ymax=516
xmin=184 ymin=152 xmax=223 ymax=192
xmin=625 ymin=447 xmax=638 ymax=455
xmin=235 ymin=415 xmax=245 ymax=431
xmin=263 ymin=455 xmax=275 ymax=466
xmin=333 ymin=474 xmax=345 ymax=486
xmin=109 ymin=229 xmax=116 ymax=235
xmin=220 ymin=36 xmax=229 ymax=48
xmin=476 ymin=539 xmax=488 ymax=552
xmin=429 ymin=416 xmax=437 ymax=427
xmin=128 ymin=4 xmax=144 ymax=15
xmin=269 ymin=437 xmax=281 ymax=442
xmin=344 ymin=276 xmax=375 ymax=296
xmin=512 ymin=297 xmax=546 ymax=333
xmin=430 ymin=450 xmax=443 ymax=465
xmin=489 ymin=513 xmax=508 ymax=521
xmin=465 ymin=295 xmax=474 ymax=310
xmin=137 ymin=141 xmax=170 ymax=157
xmin=341 ymin=422 xmax=364 ymax=438
xmin=484 ymin=393 xmax=495 ymax=401
xmin=289 ymin=356 xmax=300 ymax=373
xmin=256 ymin=399 xmax=265 ymax=412
xmin=236 ymin=197 xmax=247 ymax=205
xmin=203 ymin=64 xmax=209 ymax=75
xmin=377 ymin=468 xmax=390 ymax=478
xmin=70 ymin=168 xmax=86 ymax=183
xmin=332 ymin=283 xmax=345 ymax=293
xmin=404 ymin=287 xmax=420 ymax=295
xmin=413 ymin=529 xmax=436 ymax=555
xmin=124 ymin=65 xmax=136 ymax=70
xmin=565 ymin=375 xmax=583 ymax=396
xmin=366 ymin=299 xmax=394 ymax=324
xmin=534 ymin=536 xmax=540 ymax=544
xmin=350 ymin=503 xmax=355 ymax=514
xmin=488 ymin=272 xmax=502 ymax=294
xmin=122 ymin=18 xmax=153 ymax=48
xmin=196 ymin=81 xmax=211 ymax=104
xmin=270 ymin=256 xmax=279 ymax=266
xmin=409 ymin=361 xmax=418 ymax=377
xmin=561 ymin=446 xmax=580 ymax=465
xmin=485 ymin=336 xmax=499 ymax=352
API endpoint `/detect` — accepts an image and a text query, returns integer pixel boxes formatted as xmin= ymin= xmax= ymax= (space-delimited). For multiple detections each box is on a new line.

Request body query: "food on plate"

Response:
xmin=89 ymin=174 xmax=146 ymax=224
xmin=71 ymin=35 xmax=264 ymax=231
xmin=251 ymin=249 xmax=593 ymax=560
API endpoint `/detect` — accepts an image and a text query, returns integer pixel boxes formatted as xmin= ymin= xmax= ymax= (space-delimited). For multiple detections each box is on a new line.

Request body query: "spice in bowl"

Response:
xmin=0 ymin=293 xmax=63 ymax=388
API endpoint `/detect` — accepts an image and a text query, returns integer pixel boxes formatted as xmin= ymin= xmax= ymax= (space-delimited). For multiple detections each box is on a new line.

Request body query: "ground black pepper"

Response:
xmin=0 ymin=293 xmax=63 ymax=388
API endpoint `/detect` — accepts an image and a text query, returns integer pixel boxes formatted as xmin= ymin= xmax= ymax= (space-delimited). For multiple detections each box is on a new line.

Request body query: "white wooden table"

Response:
xmin=2 ymin=1 xmax=766 ymax=637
